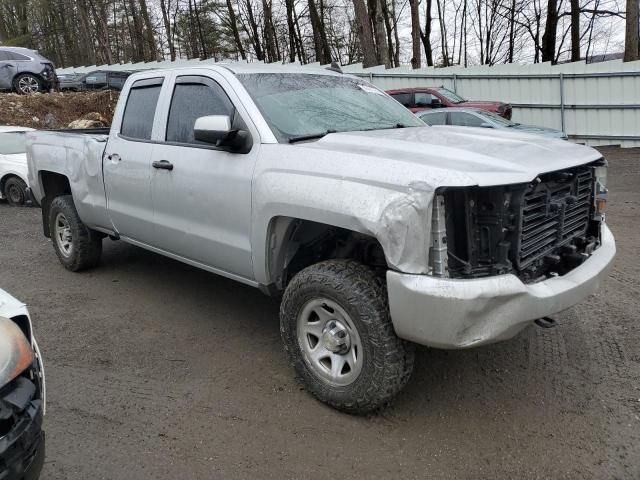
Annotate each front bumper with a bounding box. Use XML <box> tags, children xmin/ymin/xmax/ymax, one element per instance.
<box><xmin>387</xmin><ymin>224</ymin><xmax>616</xmax><ymax>349</ymax></box>
<box><xmin>0</xmin><ymin>400</ymin><xmax>45</xmax><ymax>480</ymax></box>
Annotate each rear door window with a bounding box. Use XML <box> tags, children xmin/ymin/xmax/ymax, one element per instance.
<box><xmin>166</xmin><ymin>76</ymin><xmax>234</xmax><ymax>145</ymax></box>
<box><xmin>449</xmin><ymin>112</ymin><xmax>485</xmax><ymax>127</ymax></box>
<box><xmin>414</xmin><ymin>92</ymin><xmax>434</xmax><ymax>107</ymax></box>
<box><xmin>120</xmin><ymin>78</ymin><xmax>163</xmax><ymax>140</ymax></box>
<box><xmin>390</xmin><ymin>92</ymin><xmax>413</xmax><ymax>107</ymax></box>
<box><xmin>8</xmin><ymin>52</ymin><xmax>30</xmax><ymax>61</ymax></box>
<box><xmin>420</xmin><ymin>111</ymin><xmax>447</xmax><ymax>126</ymax></box>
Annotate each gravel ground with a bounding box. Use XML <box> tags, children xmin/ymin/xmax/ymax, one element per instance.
<box><xmin>0</xmin><ymin>147</ymin><xmax>638</xmax><ymax>479</ymax></box>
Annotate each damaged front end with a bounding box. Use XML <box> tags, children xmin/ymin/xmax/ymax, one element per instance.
<box><xmin>0</xmin><ymin>315</ymin><xmax>45</xmax><ymax>480</ymax></box>
<box><xmin>433</xmin><ymin>159</ymin><xmax>608</xmax><ymax>283</ymax></box>
<box><xmin>387</xmin><ymin>159</ymin><xmax>615</xmax><ymax>349</ymax></box>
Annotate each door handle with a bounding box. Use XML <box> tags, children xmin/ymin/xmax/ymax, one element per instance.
<box><xmin>152</xmin><ymin>160</ymin><xmax>174</xmax><ymax>171</ymax></box>
<box><xmin>108</xmin><ymin>153</ymin><xmax>120</xmax><ymax>162</ymax></box>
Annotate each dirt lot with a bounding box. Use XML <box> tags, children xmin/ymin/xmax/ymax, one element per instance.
<box><xmin>0</xmin><ymin>91</ymin><xmax>117</xmax><ymax>129</ymax></box>
<box><xmin>0</xmin><ymin>146</ymin><xmax>638</xmax><ymax>479</ymax></box>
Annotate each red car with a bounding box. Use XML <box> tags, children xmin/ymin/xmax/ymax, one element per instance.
<box><xmin>386</xmin><ymin>86</ymin><xmax>512</xmax><ymax>120</ymax></box>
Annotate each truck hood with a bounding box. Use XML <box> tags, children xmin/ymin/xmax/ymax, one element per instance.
<box><xmin>302</xmin><ymin>126</ymin><xmax>601</xmax><ymax>186</ymax></box>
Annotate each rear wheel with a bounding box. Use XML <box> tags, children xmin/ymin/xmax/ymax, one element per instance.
<box><xmin>14</xmin><ymin>73</ymin><xmax>42</xmax><ymax>94</ymax></box>
<box><xmin>3</xmin><ymin>177</ymin><xmax>27</xmax><ymax>206</ymax></box>
<box><xmin>280</xmin><ymin>260</ymin><xmax>414</xmax><ymax>414</ymax></box>
<box><xmin>49</xmin><ymin>195</ymin><xmax>102</xmax><ymax>271</ymax></box>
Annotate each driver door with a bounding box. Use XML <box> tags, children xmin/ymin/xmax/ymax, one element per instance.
<box><xmin>148</xmin><ymin>73</ymin><xmax>259</xmax><ymax>280</ymax></box>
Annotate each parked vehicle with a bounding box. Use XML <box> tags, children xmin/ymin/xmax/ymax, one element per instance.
<box><xmin>0</xmin><ymin>126</ymin><xmax>34</xmax><ymax>206</ymax></box>
<box><xmin>26</xmin><ymin>65</ymin><xmax>614</xmax><ymax>413</ymax></box>
<box><xmin>57</xmin><ymin>72</ymin><xmax>85</xmax><ymax>91</ymax></box>
<box><xmin>387</xmin><ymin>86</ymin><xmax>512</xmax><ymax>119</ymax></box>
<box><xmin>59</xmin><ymin>70</ymin><xmax>133</xmax><ymax>91</ymax></box>
<box><xmin>0</xmin><ymin>47</ymin><xmax>57</xmax><ymax>94</ymax></box>
<box><xmin>418</xmin><ymin>107</ymin><xmax>568</xmax><ymax>140</ymax></box>
<box><xmin>0</xmin><ymin>288</ymin><xmax>46</xmax><ymax>480</ymax></box>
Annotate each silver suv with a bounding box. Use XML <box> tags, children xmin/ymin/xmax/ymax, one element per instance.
<box><xmin>0</xmin><ymin>46</ymin><xmax>57</xmax><ymax>94</ymax></box>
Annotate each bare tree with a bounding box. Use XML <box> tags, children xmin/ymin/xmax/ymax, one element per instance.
<box><xmin>624</xmin><ymin>0</ymin><xmax>639</xmax><ymax>61</ymax></box>
<box><xmin>409</xmin><ymin>0</ymin><xmax>420</xmax><ymax>68</ymax></box>
<box><xmin>351</xmin><ymin>0</ymin><xmax>378</xmax><ymax>66</ymax></box>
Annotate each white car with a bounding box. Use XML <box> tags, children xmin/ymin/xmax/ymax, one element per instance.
<box><xmin>0</xmin><ymin>126</ymin><xmax>33</xmax><ymax>206</ymax></box>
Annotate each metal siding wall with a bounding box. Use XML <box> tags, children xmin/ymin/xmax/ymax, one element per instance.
<box><xmin>57</xmin><ymin>59</ymin><xmax>640</xmax><ymax>148</ymax></box>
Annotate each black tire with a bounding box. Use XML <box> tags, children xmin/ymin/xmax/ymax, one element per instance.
<box><xmin>13</xmin><ymin>73</ymin><xmax>43</xmax><ymax>94</ymax></box>
<box><xmin>280</xmin><ymin>260</ymin><xmax>415</xmax><ymax>414</ymax></box>
<box><xmin>48</xmin><ymin>195</ymin><xmax>102</xmax><ymax>271</ymax></box>
<box><xmin>3</xmin><ymin>176</ymin><xmax>27</xmax><ymax>206</ymax></box>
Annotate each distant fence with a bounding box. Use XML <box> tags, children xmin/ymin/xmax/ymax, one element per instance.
<box><xmin>57</xmin><ymin>58</ymin><xmax>640</xmax><ymax>148</ymax></box>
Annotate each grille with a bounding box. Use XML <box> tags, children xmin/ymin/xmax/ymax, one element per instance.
<box><xmin>517</xmin><ymin>167</ymin><xmax>593</xmax><ymax>269</ymax></box>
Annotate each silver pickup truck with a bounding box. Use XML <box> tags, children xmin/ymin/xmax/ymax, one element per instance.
<box><xmin>27</xmin><ymin>64</ymin><xmax>615</xmax><ymax>413</ymax></box>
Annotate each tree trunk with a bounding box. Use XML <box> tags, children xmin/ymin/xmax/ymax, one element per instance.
<box><xmin>541</xmin><ymin>0</ymin><xmax>558</xmax><ymax>63</ymax></box>
<box><xmin>508</xmin><ymin>0</ymin><xmax>516</xmax><ymax>63</ymax></box>
<box><xmin>381</xmin><ymin>0</ymin><xmax>395</xmax><ymax>66</ymax></box>
<box><xmin>244</xmin><ymin>0</ymin><xmax>264</xmax><ymax>60</ymax></box>
<box><xmin>570</xmin><ymin>0</ymin><xmax>580</xmax><ymax>61</ymax></box>
<box><xmin>262</xmin><ymin>0</ymin><xmax>278</xmax><ymax>62</ymax></box>
<box><xmin>409</xmin><ymin>0</ymin><xmax>421</xmax><ymax>68</ymax></box>
<box><xmin>226</xmin><ymin>0</ymin><xmax>246</xmax><ymax>59</ymax></box>
<box><xmin>371</xmin><ymin>0</ymin><xmax>389</xmax><ymax>66</ymax></box>
<box><xmin>352</xmin><ymin>0</ymin><xmax>378</xmax><ymax>67</ymax></box>
<box><xmin>160</xmin><ymin>0</ymin><xmax>176</xmax><ymax>61</ymax></box>
<box><xmin>420</xmin><ymin>0</ymin><xmax>433</xmax><ymax>66</ymax></box>
<box><xmin>285</xmin><ymin>0</ymin><xmax>297</xmax><ymax>62</ymax></box>
<box><xmin>308</xmin><ymin>0</ymin><xmax>332</xmax><ymax>63</ymax></box>
<box><xmin>624</xmin><ymin>0</ymin><xmax>639</xmax><ymax>61</ymax></box>
<box><xmin>436</xmin><ymin>0</ymin><xmax>449</xmax><ymax>66</ymax></box>
<box><xmin>138</xmin><ymin>0</ymin><xmax>157</xmax><ymax>60</ymax></box>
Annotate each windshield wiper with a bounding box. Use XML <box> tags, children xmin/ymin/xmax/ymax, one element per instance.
<box><xmin>288</xmin><ymin>129</ymin><xmax>336</xmax><ymax>143</ymax></box>
<box><xmin>363</xmin><ymin>123</ymin><xmax>408</xmax><ymax>132</ymax></box>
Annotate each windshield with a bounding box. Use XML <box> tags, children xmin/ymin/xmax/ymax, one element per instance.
<box><xmin>237</xmin><ymin>73</ymin><xmax>425</xmax><ymax>142</ymax></box>
<box><xmin>435</xmin><ymin>88</ymin><xmax>466</xmax><ymax>104</ymax></box>
<box><xmin>0</xmin><ymin>132</ymin><xmax>27</xmax><ymax>155</ymax></box>
<box><xmin>478</xmin><ymin>110</ymin><xmax>515</xmax><ymax>126</ymax></box>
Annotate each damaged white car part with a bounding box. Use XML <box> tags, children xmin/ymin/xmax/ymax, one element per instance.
<box><xmin>0</xmin><ymin>317</ymin><xmax>33</xmax><ymax>387</ymax></box>
<box><xmin>26</xmin><ymin>64</ymin><xmax>615</xmax><ymax>414</ymax></box>
<box><xmin>0</xmin><ymin>289</ymin><xmax>46</xmax><ymax>479</ymax></box>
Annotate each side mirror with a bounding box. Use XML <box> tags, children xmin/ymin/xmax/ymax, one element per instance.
<box><xmin>431</xmin><ymin>98</ymin><xmax>443</xmax><ymax>107</ymax></box>
<box><xmin>194</xmin><ymin>115</ymin><xmax>251</xmax><ymax>153</ymax></box>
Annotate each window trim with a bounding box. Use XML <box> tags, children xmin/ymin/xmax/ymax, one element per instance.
<box><xmin>160</xmin><ymin>74</ymin><xmax>252</xmax><ymax>153</ymax></box>
<box><xmin>118</xmin><ymin>77</ymin><xmax>165</xmax><ymax>143</ymax></box>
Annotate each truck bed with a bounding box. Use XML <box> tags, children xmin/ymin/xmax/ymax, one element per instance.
<box><xmin>26</xmin><ymin>129</ymin><xmax>112</xmax><ymax>231</ymax></box>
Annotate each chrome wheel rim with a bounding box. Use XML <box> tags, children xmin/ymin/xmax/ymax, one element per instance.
<box><xmin>54</xmin><ymin>213</ymin><xmax>73</xmax><ymax>257</ymax></box>
<box><xmin>297</xmin><ymin>298</ymin><xmax>363</xmax><ymax>386</ymax></box>
<box><xmin>18</xmin><ymin>77</ymin><xmax>39</xmax><ymax>94</ymax></box>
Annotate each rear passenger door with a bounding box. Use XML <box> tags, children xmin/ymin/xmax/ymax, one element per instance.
<box><xmin>148</xmin><ymin>72</ymin><xmax>259</xmax><ymax>280</ymax></box>
<box><xmin>103</xmin><ymin>76</ymin><xmax>165</xmax><ymax>243</ymax></box>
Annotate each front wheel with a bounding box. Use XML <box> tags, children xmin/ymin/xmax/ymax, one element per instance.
<box><xmin>14</xmin><ymin>73</ymin><xmax>42</xmax><ymax>94</ymax></box>
<box><xmin>280</xmin><ymin>260</ymin><xmax>414</xmax><ymax>414</ymax></box>
<box><xmin>49</xmin><ymin>195</ymin><xmax>102</xmax><ymax>271</ymax></box>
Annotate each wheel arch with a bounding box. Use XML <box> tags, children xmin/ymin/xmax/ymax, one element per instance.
<box><xmin>263</xmin><ymin>216</ymin><xmax>388</xmax><ymax>293</ymax></box>
<box><xmin>38</xmin><ymin>171</ymin><xmax>72</xmax><ymax>237</ymax></box>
